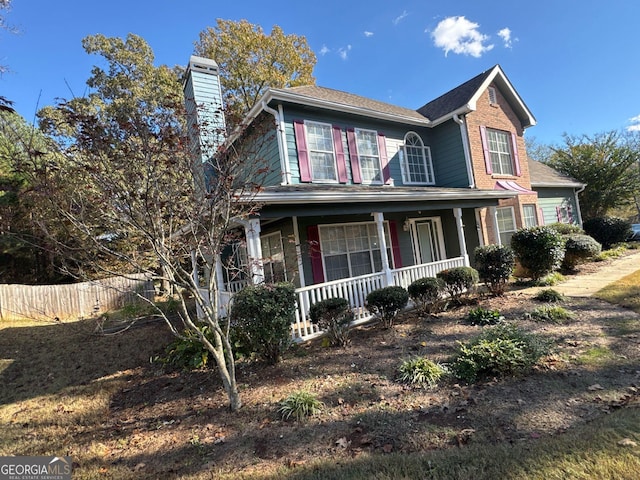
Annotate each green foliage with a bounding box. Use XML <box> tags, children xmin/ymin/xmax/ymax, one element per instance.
<box><xmin>534</xmin><ymin>288</ymin><xmax>565</xmax><ymax>303</ymax></box>
<box><xmin>466</xmin><ymin>307</ymin><xmax>504</xmax><ymax>326</ymax></box>
<box><xmin>278</xmin><ymin>391</ymin><xmax>323</xmax><ymax>421</ymax></box>
<box><xmin>539</xmin><ymin>272</ymin><xmax>565</xmax><ymax>286</ymax></box>
<box><xmin>562</xmin><ymin>234</ymin><xmax>602</xmax><ymax>270</ymax></box>
<box><xmin>547</xmin><ymin>222</ymin><xmax>584</xmax><ymax>235</ymax></box>
<box><xmin>309</xmin><ymin>297</ymin><xmax>354</xmax><ymax>347</ymax></box>
<box><xmin>398</xmin><ymin>357</ymin><xmax>447</xmax><ymax>388</ymax></box>
<box><xmin>583</xmin><ymin>216</ymin><xmax>632</xmax><ymax>250</ymax></box>
<box><xmin>594</xmin><ymin>244</ymin><xmax>627</xmax><ymax>261</ymax></box>
<box><xmin>436</xmin><ymin>266</ymin><xmax>479</xmax><ymax>300</ymax></box>
<box><xmin>474</xmin><ymin>245</ymin><xmax>515</xmax><ymax>296</ymax></box>
<box><xmin>511</xmin><ymin>226</ymin><xmax>565</xmax><ymax>281</ymax></box>
<box><xmin>366</xmin><ymin>286</ymin><xmax>409</xmax><ymax>328</ymax></box>
<box><xmin>407</xmin><ymin>277</ymin><xmax>445</xmax><ymax>314</ymax></box>
<box><xmin>230</xmin><ymin>282</ymin><xmax>296</xmax><ymax>364</ymax></box>
<box><xmin>451</xmin><ymin>323</ymin><xmax>549</xmax><ymax>383</ymax></box>
<box><xmin>157</xmin><ymin>327</ymin><xmax>212</xmax><ymax>370</ymax></box>
<box><xmin>528</xmin><ymin>305</ymin><xmax>574</xmax><ymax>324</ymax></box>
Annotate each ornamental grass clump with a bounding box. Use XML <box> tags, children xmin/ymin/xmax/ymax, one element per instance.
<box><xmin>278</xmin><ymin>391</ymin><xmax>323</xmax><ymax>421</ymax></box>
<box><xmin>466</xmin><ymin>307</ymin><xmax>504</xmax><ymax>326</ymax></box>
<box><xmin>528</xmin><ymin>305</ymin><xmax>574</xmax><ymax>324</ymax></box>
<box><xmin>534</xmin><ymin>288</ymin><xmax>565</xmax><ymax>303</ymax></box>
<box><xmin>398</xmin><ymin>357</ymin><xmax>447</xmax><ymax>388</ymax></box>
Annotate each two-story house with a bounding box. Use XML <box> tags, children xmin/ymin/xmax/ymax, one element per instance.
<box><xmin>184</xmin><ymin>56</ymin><xmax>582</xmax><ymax>340</ymax></box>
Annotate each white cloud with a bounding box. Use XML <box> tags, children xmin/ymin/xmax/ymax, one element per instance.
<box><xmin>393</xmin><ymin>10</ymin><xmax>408</xmax><ymax>25</ymax></box>
<box><xmin>431</xmin><ymin>16</ymin><xmax>494</xmax><ymax>58</ymax></box>
<box><xmin>338</xmin><ymin>45</ymin><xmax>352</xmax><ymax>60</ymax></box>
<box><xmin>627</xmin><ymin>115</ymin><xmax>640</xmax><ymax>132</ymax></box>
<box><xmin>319</xmin><ymin>45</ymin><xmax>330</xmax><ymax>56</ymax></box>
<box><xmin>498</xmin><ymin>27</ymin><xmax>512</xmax><ymax>49</ymax></box>
<box><xmin>364</xmin><ymin>31</ymin><xmax>374</xmax><ymax>37</ymax></box>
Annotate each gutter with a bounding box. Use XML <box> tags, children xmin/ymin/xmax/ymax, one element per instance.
<box><xmin>453</xmin><ymin>113</ymin><xmax>475</xmax><ymax>188</ymax></box>
<box><xmin>574</xmin><ymin>184</ymin><xmax>586</xmax><ymax>227</ymax></box>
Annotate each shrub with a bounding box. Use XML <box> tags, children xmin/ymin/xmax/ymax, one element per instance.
<box><xmin>366</xmin><ymin>286</ymin><xmax>409</xmax><ymax>328</ymax></box>
<box><xmin>398</xmin><ymin>357</ymin><xmax>447</xmax><ymax>388</ymax></box>
<box><xmin>583</xmin><ymin>216</ymin><xmax>632</xmax><ymax>249</ymax></box>
<box><xmin>474</xmin><ymin>245</ymin><xmax>515</xmax><ymax>296</ymax></box>
<box><xmin>528</xmin><ymin>305</ymin><xmax>574</xmax><ymax>324</ymax></box>
<box><xmin>230</xmin><ymin>282</ymin><xmax>296</xmax><ymax>364</ymax></box>
<box><xmin>436</xmin><ymin>266</ymin><xmax>479</xmax><ymax>300</ymax></box>
<box><xmin>511</xmin><ymin>226</ymin><xmax>565</xmax><ymax>281</ymax></box>
<box><xmin>562</xmin><ymin>234</ymin><xmax>601</xmax><ymax>270</ymax></box>
<box><xmin>466</xmin><ymin>307</ymin><xmax>504</xmax><ymax>326</ymax></box>
<box><xmin>594</xmin><ymin>244</ymin><xmax>627</xmax><ymax>261</ymax></box>
<box><xmin>451</xmin><ymin>323</ymin><xmax>549</xmax><ymax>383</ymax></box>
<box><xmin>407</xmin><ymin>277</ymin><xmax>445</xmax><ymax>314</ymax></box>
<box><xmin>278</xmin><ymin>391</ymin><xmax>323</xmax><ymax>421</ymax></box>
<box><xmin>547</xmin><ymin>222</ymin><xmax>583</xmax><ymax>235</ymax></box>
<box><xmin>157</xmin><ymin>327</ymin><xmax>212</xmax><ymax>370</ymax></box>
<box><xmin>309</xmin><ymin>297</ymin><xmax>354</xmax><ymax>347</ymax></box>
<box><xmin>534</xmin><ymin>288</ymin><xmax>565</xmax><ymax>303</ymax></box>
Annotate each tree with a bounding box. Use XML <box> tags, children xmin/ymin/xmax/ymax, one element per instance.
<box><xmin>35</xmin><ymin>33</ymin><xmax>272</xmax><ymax>411</ymax></box>
<box><xmin>194</xmin><ymin>19</ymin><xmax>316</xmax><ymax>123</ymax></box>
<box><xmin>547</xmin><ymin>131</ymin><xmax>640</xmax><ymax>219</ymax></box>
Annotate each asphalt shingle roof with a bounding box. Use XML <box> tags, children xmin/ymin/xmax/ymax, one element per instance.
<box><xmin>528</xmin><ymin>159</ymin><xmax>585</xmax><ymax>187</ymax></box>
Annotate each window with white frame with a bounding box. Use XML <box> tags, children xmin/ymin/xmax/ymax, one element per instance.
<box><xmin>523</xmin><ymin>204</ymin><xmax>538</xmax><ymax>228</ymax></box>
<box><xmin>496</xmin><ymin>207</ymin><xmax>517</xmax><ymax>246</ymax></box>
<box><xmin>305</xmin><ymin>121</ymin><xmax>337</xmax><ymax>181</ymax></box>
<box><xmin>261</xmin><ymin>232</ymin><xmax>287</xmax><ymax>283</ymax></box>
<box><xmin>487</xmin><ymin>129</ymin><xmax>514</xmax><ymax>175</ymax></box>
<box><xmin>355</xmin><ymin>129</ymin><xmax>383</xmax><ymax>184</ymax></box>
<box><xmin>402</xmin><ymin>132</ymin><xmax>434</xmax><ymax>184</ymax></box>
<box><xmin>319</xmin><ymin>222</ymin><xmax>392</xmax><ymax>281</ymax></box>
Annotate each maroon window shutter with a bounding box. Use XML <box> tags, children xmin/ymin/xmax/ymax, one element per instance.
<box><xmin>332</xmin><ymin>126</ymin><xmax>348</xmax><ymax>183</ymax></box>
<box><xmin>389</xmin><ymin>220</ymin><xmax>402</xmax><ymax>268</ymax></box>
<box><xmin>556</xmin><ymin>206</ymin><xmax>562</xmax><ymax>222</ymax></box>
<box><xmin>480</xmin><ymin>125</ymin><xmax>492</xmax><ymax>174</ymax></box>
<box><xmin>293</xmin><ymin>120</ymin><xmax>312</xmax><ymax>182</ymax></box>
<box><xmin>377</xmin><ymin>132</ymin><xmax>391</xmax><ymax>184</ymax></box>
<box><xmin>346</xmin><ymin>128</ymin><xmax>362</xmax><ymax>184</ymax></box>
<box><xmin>510</xmin><ymin>132</ymin><xmax>522</xmax><ymax>176</ymax></box>
<box><xmin>306</xmin><ymin>225</ymin><xmax>325</xmax><ymax>283</ymax></box>
<box><xmin>567</xmin><ymin>204</ymin><xmax>574</xmax><ymax>223</ymax></box>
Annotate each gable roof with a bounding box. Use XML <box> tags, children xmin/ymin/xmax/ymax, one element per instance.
<box><xmin>417</xmin><ymin>65</ymin><xmax>536</xmax><ymax>128</ymax></box>
<box><xmin>528</xmin><ymin>159</ymin><xmax>585</xmax><ymax>188</ymax></box>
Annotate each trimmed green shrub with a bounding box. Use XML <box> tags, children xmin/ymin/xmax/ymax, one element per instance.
<box><xmin>547</xmin><ymin>222</ymin><xmax>583</xmax><ymax>235</ymax></box>
<box><xmin>451</xmin><ymin>323</ymin><xmax>550</xmax><ymax>383</ymax></box>
<box><xmin>309</xmin><ymin>297</ymin><xmax>354</xmax><ymax>347</ymax></box>
<box><xmin>230</xmin><ymin>282</ymin><xmax>296</xmax><ymax>364</ymax></box>
<box><xmin>534</xmin><ymin>288</ymin><xmax>565</xmax><ymax>303</ymax></box>
<box><xmin>528</xmin><ymin>305</ymin><xmax>574</xmax><ymax>324</ymax></box>
<box><xmin>278</xmin><ymin>391</ymin><xmax>323</xmax><ymax>421</ymax></box>
<box><xmin>436</xmin><ymin>266</ymin><xmax>479</xmax><ymax>300</ymax></box>
<box><xmin>398</xmin><ymin>357</ymin><xmax>447</xmax><ymax>388</ymax></box>
<box><xmin>407</xmin><ymin>277</ymin><xmax>445</xmax><ymax>314</ymax></box>
<box><xmin>583</xmin><ymin>216</ymin><xmax>632</xmax><ymax>249</ymax></box>
<box><xmin>474</xmin><ymin>245</ymin><xmax>515</xmax><ymax>296</ymax></box>
<box><xmin>366</xmin><ymin>286</ymin><xmax>409</xmax><ymax>328</ymax></box>
<box><xmin>511</xmin><ymin>226</ymin><xmax>565</xmax><ymax>281</ymax></box>
<box><xmin>562</xmin><ymin>234</ymin><xmax>601</xmax><ymax>270</ymax></box>
<box><xmin>466</xmin><ymin>307</ymin><xmax>504</xmax><ymax>326</ymax></box>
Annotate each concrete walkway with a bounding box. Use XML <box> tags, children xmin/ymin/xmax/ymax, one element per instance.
<box><xmin>518</xmin><ymin>250</ymin><xmax>640</xmax><ymax>297</ymax></box>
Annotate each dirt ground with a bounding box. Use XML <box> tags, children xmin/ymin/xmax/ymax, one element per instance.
<box><xmin>2</xmin><ymin>256</ymin><xmax>640</xmax><ymax>479</ymax></box>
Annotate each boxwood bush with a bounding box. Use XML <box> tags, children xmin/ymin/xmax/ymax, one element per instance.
<box><xmin>511</xmin><ymin>226</ymin><xmax>565</xmax><ymax>281</ymax></box>
<box><xmin>583</xmin><ymin>216</ymin><xmax>632</xmax><ymax>249</ymax></box>
<box><xmin>436</xmin><ymin>266</ymin><xmax>479</xmax><ymax>300</ymax></box>
<box><xmin>474</xmin><ymin>244</ymin><xmax>515</xmax><ymax>296</ymax></box>
<box><xmin>407</xmin><ymin>277</ymin><xmax>445</xmax><ymax>314</ymax></box>
<box><xmin>309</xmin><ymin>297</ymin><xmax>354</xmax><ymax>347</ymax></box>
<box><xmin>547</xmin><ymin>222</ymin><xmax>583</xmax><ymax>235</ymax></box>
<box><xmin>366</xmin><ymin>286</ymin><xmax>409</xmax><ymax>328</ymax></box>
<box><xmin>562</xmin><ymin>234</ymin><xmax>601</xmax><ymax>270</ymax></box>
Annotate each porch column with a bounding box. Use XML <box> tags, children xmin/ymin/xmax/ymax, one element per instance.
<box><xmin>372</xmin><ymin>212</ymin><xmax>394</xmax><ymax>286</ymax></box>
<box><xmin>215</xmin><ymin>254</ymin><xmax>225</xmax><ymax>291</ymax></box>
<box><xmin>453</xmin><ymin>208</ymin><xmax>470</xmax><ymax>267</ymax></box>
<box><xmin>490</xmin><ymin>207</ymin><xmax>501</xmax><ymax>246</ymax></box>
<box><xmin>243</xmin><ymin>218</ymin><xmax>264</xmax><ymax>284</ymax></box>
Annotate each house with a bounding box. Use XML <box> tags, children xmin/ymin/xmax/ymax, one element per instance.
<box><xmin>184</xmin><ymin>57</ymin><xmax>582</xmax><ymax>340</ymax></box>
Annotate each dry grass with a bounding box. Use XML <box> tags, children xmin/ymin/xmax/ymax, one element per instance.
<box><xmin>595</xmin><ymin>269</ymin><xmax>640</xmax><ymax>313</ymax></box>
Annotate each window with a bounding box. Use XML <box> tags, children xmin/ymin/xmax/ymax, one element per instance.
<box><xmin>305</xmin><ymin>121</ymin><xmax>337</xmax><ymax>181</ymax></box>
<box><xmin>261</xmin><ymin>232</ymin><xmax>287</xmax><ymax>283</ymax></box>
<box><xmin>402</xmin><ymin>132</ymin><xmax>434</xmax><ymax>184</ymax></box>
<box><xmin>556</xmin><ymin>204</ymin><xmax>574</xmax><ymax>224</ymax></box>
<box><xmin>488</xmin><ymin>86</ymin><xmax>497</xmax><ymax>104</ymax></box>
<box><xmin>355</xmin><ymin>129</ymin><xmax>383</xmax><ymax>184</ymax></box>
<box><xmin>487</xmin><ymin>129</ymin><xmax>514</xmax><ymax>175</ymax></box>
<box><xmin>319</xmin><ymin>222</ymin><xmax>392</xmax><ymax>281</ymax></box>
<box><xmin>496</xmin><ymin>207</ymin><xmax>516</xmax><ymax>246</ymax></box>
<box><xmin>523</xmin><ymin>204</ymin><xmax>538</xmax><ymax>228</ymax></box>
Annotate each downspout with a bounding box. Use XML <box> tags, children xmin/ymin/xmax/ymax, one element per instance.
<box><xmin>574</xmin><ymin>184</ymin><xmax>586</xmax><ymax>227</ymax></box>
<box><xmin>453</xmin><ymin>114</ymin><xmax>475</xmax><ymax>188</ymax></box>
<box><xmin>262</xmin><ymin>101</ymin><xmax>292</xmax><ymax>185</ymax></box>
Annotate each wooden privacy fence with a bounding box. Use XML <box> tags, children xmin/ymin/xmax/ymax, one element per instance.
<box><xmin>0</xmin><ymin>274</ymin><xmax>155</xmax><ymax>321</ymax></box>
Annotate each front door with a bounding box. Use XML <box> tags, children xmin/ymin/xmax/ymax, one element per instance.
<box><xmin>410</xmin><ymin>217</ymin><xmax>445</xmax><ymax>264</ymax></box>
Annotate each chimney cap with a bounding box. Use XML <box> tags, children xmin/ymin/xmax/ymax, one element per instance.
<box><xmin>188</xmin><ymin>55</ymin><xmax>219</xmax><ymax>74</ymax></box>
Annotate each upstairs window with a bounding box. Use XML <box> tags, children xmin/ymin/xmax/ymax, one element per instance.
<box><xmin>354</xmin><ymin>129</ymin><xmax>383</xmax><ymax>184</ymax></box>
<box><xmin>305</xmin><ymin>121</ymin><xmax>337</xmax><ymax>182</ymax></box>
<box><xmin>402</xmin><ymin>132</ymin><xmax>434</xmax><ymax>184</ymax></box>
<box><xmin>480</xmin><ymin>126</ymin><xmax>522</xmax><ymax>177</ymax></box>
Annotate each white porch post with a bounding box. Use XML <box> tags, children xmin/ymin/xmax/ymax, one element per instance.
<box><xmin>490</xmin><ymin>206</ymin><xmax>501</xmax><ymax>246</ymax></box>
<box><xmin>214</xmin><ymin>254</ymin><xmax>225</xmax><ymax>291</ymax></box>
<box><xmin>373</xmin><ymin>212</ymin><xmax>393</xmax><ymax>286</ymax></box>
<box><xmin>453</xmin><ymin>208</ymin><xmax>470</xmax><ymax>267</ymax></box>
<box><xmin>243</xmin><ymin>218</ymin><xmax>264</xmax><ymax>284</ymax></box>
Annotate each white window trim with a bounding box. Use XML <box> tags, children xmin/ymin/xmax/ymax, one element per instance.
<box><xmin>522</xmin><ymin>204</ymin><xmax>538</xmax><ymax>228</ymax></box>
<box><xmin>401</xmin><ymin>132</ymin><xmax>435</xmax><ymax>185</ymax></box>
<box><xmin>354</xmin><ymin>127</ymin><xmax>383</xmax><ymax>185</ymax></box>
<box><xmin>487</xmin><ymin>128</ymin><xmax>514</xmax><ymax>176</ymax></box>
<box><xmin>496</xmin><ymin>206</ymin><xmax>517</xmax><ymax>246</ymax></box>
<box><xmin>305</xmin><ymin>120</ymin><xmax>339</xmax><ymax>183</ymax></box>
<box><xmin>261</xmin><ymin>231</ymin><xmax>287</xmax><ymax>282</ymax></box>
<box><xmin>407</xmin><ymin>217</ymin><xmax>445</xmax><ymax>264</ymax></box>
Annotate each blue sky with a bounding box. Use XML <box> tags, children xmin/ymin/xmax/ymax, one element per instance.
<box><xmin>2</xmin><ymin>0</ymin><xmax>639</xmax><ymax>145</ymax></box>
